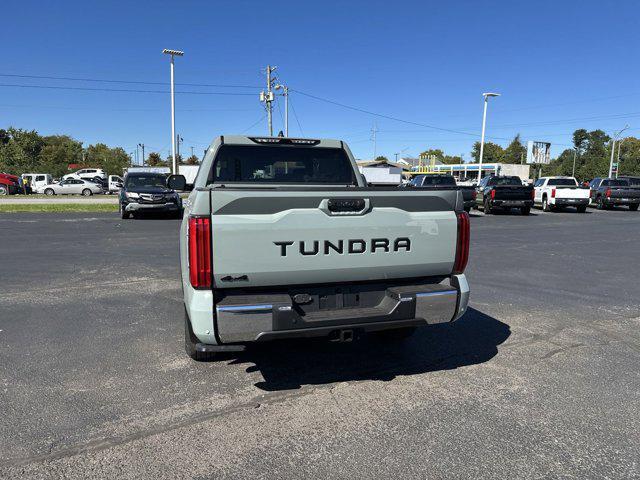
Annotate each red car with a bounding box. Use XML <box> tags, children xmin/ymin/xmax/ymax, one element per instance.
<box><xmin>0</xmin><ymin>173</ymin><xmax>22</xmax><ymax>195</ymax></box>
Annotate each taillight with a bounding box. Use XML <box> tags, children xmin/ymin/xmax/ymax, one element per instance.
<box><xmin>472</xmin><ymin>190</ymin><xmax>477</xmax><ymax>200</ymax></box>
<box><xmin>490</xmin><ymin>189</ymin><xmax>496</xmax><ymax>200</ymax></box>
<box><xmin>551</xmin><ymin>188</ymin><xmax>556</xmax><ymax>198</ymax></box>
<box><xmin>188</xmin><ymin>216</ymin><xmax>212</xmax><ymax>289</ymax></box>
<box><xmin>531</xmin><ymin>188</ymin><xmax>535</xmax><ymax>200</ymax></box>
<box><xmin>605</xmin><ymin>188</ymin><xmax>612</xmax><ymax>198</ymax></box>
<box><xmin>453</xmin><ymin>212</ymin><xmax>470</xmax><ymax>274</ymax></box>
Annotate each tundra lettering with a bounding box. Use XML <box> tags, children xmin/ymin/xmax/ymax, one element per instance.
<box><xmin>273</xmin><ymin>238</ymin><xmax>412</xmax><ymax>256</ymax></box>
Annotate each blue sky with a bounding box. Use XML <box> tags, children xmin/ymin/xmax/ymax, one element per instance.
<box><xmin>2</xmin><ymin>0</ymin><xmax>639</xmax><ymax>162</ymax></box>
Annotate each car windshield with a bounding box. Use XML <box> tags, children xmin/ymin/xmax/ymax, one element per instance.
<box><xmin>422</xmin><ymin>176</ymin><xmax>456</xmax><ymax>186</ymax></box>
<box><xmin>548</xmin><ymin>178</ymin><xmax>577</xmax><ymax>186</ymax></box>
<box><xmin>125</xmin><ymin>174</ymin><xmax>167</xmax><ymax>189</ymax></box>
<box><xmin>208</xmin><ymin>145</ymin><xmax>356</xmax><ymax>185</ymax></box>
<box><xmin>489</xmin><ymin>177</ymin><xmax>521</xmax><ymax>186</ymax></box>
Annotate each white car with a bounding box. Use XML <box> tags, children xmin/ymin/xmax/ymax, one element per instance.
<box><xmin>62</xmin><ymin>168</ymin><xmax>107</xmax><ymax>182</ymax></box>
<box><xmin>22</xmin><ymin>173</ymin><xmax>53</xmax><ymax>191</ymax></box>
<box><xmin>37</xmin><ymin>178</ymin><xmax>103</xmax><ymax>196</ymax></box>
<box><xmin>533</xmin><ymin>176</ymin><xmax>590</xmax><ymax>212</ymax></box>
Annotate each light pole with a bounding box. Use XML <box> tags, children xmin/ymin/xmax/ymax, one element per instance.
<box><xmin>608</xmin><ymin>125</ymin><xmax>629</xmax><ymax>177</ymax></box>
<box><xmin>477</xmin><ymin>92</ymin><xmax>500</xmax><ymax>183</ymax></box>
<box><xmin>572</xmin><ymin>148</ymin><xmax>577</xmax><ymax>178</ymax></box>
<box><xmin>275</xmin><ymin>84</ymin><xmax>289</xmax><ymax>137</ymax></box>
<box><xmin>162</xmin><ymin>49</ymin><xmax>184</xmax><ymax>174</ymax></box>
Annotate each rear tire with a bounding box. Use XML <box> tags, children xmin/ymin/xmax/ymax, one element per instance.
<box><xmin>542</xmin><ymin>196</ymin><xmax>551</xmax><ymax>212</ymax></box>
<box><xmin>520</xmin><ymin>206</ymin><xmax>531</xmax><ymax>216</ymax></box>
<box><xmin>185</xmin><ymin>310</ymin><xmax>217</xmax><ymax>361</ymax></box>
<box><xmin>82</xmin><ymin>188</ymin><xmax>92</xmax><ymax>196</ymax></box>
<box><xmin>630</xmin><ymin>204</ymin><xmax>639</xmax><ymax>211</ymax></box>
<box><xmin>576</xmin><ymin>205</ymin><xmax>587</xmax><ymax>213</ymax></box>
<box><xmin>44</xmin><ymin>188</ymin><xmax>55</xmax><ymax>196</ymax></box>
<box><xmin>596</xmin><ymin>195</ymin><xmax>605</xmax><ymax>210</ymax></box>
<box><xmin>121</xmin><ymin>209</ymin><xmax>130</xmax><ymax>219</ymax></box>
<box><xmin>0</xmin><ymin>186</ymin><xmax>7</xmax><ymax>195</ymax></box>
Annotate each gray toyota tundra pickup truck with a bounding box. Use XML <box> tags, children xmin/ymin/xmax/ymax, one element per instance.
<box><xmin>175</xmin><ymin>135</ymin><xmax>470</xmax><ymax>360</ymax></box>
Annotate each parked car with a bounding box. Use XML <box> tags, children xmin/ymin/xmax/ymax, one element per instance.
<box><xmin>37</xmin><ymin>178</ymin><xmax>103</xmax><ymax>196</ymax></box>
<box><xmin>406</xmin><ymin>174</ymin><xmax>476</xmax><ymax>212</ymax></box>
<box><xmin>62</xmin><ymin>168</ymin><xmax>107</xmax><ymax>182</ymax></box>
<box><xmin>0</xmin><ymin>173</ymin><xmax>22</xmax><ymax>195</ymax></box>
<box><xmin>588</xmin><ymin>178</ymin><xmax>640</xmax><ymax>210</ymax></box>
<box><xmin>119</xmin><ymin>172</ymin><xmax>183</xmax><ymax>219</ymax></box>
<box><xmin>476</xmin><ymin>175</ymin><xmax>534</xmax><ymax>215</ymax></box>
<box><xmin>178</xmin><ymin>135</ymin><xmax>470</xmax><ymax>361</ymax></box>
<box><xmin>533</xmin><ymin>176</ymin><xmax>590</xmax><ymax>213</ymax></box>
<box><xmin>21</xmin><ymin>173</ymin><xmax>53</xmax><ymax>193</ymax></box>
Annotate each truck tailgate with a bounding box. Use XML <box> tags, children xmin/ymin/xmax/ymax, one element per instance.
<box><xmin>209</xmin><ymin>188</ymin><xmax>459</xmax><ymax>288</ymax></box>
<box><xmin>493</xmin><ymin>185</ymin><xmax>532</xmax><ymax>200</ymax></box>
<box><xmin>555</xmin><ymin>187</ymin><xmax>590</xmax><ymax>199</ymax></box>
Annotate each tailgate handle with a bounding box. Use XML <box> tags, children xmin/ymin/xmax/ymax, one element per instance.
<box><xmin>321</xmin><ymin>198</ymin><xmax>370</xmax><ymax>216</ymax></box>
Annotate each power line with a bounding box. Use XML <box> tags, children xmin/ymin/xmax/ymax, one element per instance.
<box><xmin>0</xmin><ymin>73</ymin><xmax>261</xmax><ymax>89</ymax></box>
<box><xmin>0</xmin><ymin>83</ymin><xmax>256</xmax><ymax>95</ymax></box>
<box><xmin>289</xmin><ymin>95</ymin><xmax>304</xmax><ymax>136</ymax></box>
<box><xmin>291</xmin><ymin>88</ymin><xmax>510</xmax><ymax>141</ymax></box>
<box><xmin>241</xmin><ymin>114</ymin><xmax>267</xmax><ymax>134</ymax></box>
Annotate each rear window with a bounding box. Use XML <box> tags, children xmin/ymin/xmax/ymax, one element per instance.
<box><xmin>548</xmin><ymin>178</ymin><xmax>577</xmax><ymax>186</ymax></box>
<box><xmin>603</xmin><ymin>179</ymin><xmax>629</xmax><ymax>187</ymax></box>
<box><xmin>622</xmin><ymin>177</ymin><xmax>640</xmax><ymax>186</ymax></box>
<box><xmin>422</xmin><ymin>176</ymin><xmax>456</xmax><ymax>186</ymax></box>
<box><xmin>208</xmin><ymin>145</ymin><xmax>356</xmax><ymax>185</ymax></box>
<box><xmin>488</xmin><ymin>176</ymin><xmax>522</xmax><ymax>186</ymax></box>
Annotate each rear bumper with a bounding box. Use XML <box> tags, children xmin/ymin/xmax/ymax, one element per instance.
<box><xmin>553</xmin><ymin>198</ymin><xmax>589</xmax><ymax>207</ymax></box>
<box><xmin>192</xmin><ymin>275</ymin><xmax>469</xmax><ymax>345</ymax></box>
<box><xmin>124</xmin><ymin>201</ymin><xmax>181</xmax><ymax>212</ymax></box>
<box><xmin>603</xmin><ymin>198</ymin><xmax>640</xmax><ymax>206</ymax></box>
<box><xmin>492</xmin><ymin>199</ymin><xmax>534</xmax><ymax>207</ymax></box>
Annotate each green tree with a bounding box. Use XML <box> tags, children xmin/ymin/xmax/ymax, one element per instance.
<box><xmin>38</xmin><ymin>135</ymin><xmax>83</xmax><ymax>177</ymax></box>
<box><xmin>470</xmin><ymin>141</ymin><xmax>504</xmax><ymax>163</ymax></box>
<box><xmin>147</xmin><ymin>152</ymin><xmax>163</xmax><ymax>166</ymax></box>
<box><xmin>617</xmin><ymin>137</ymin><xmax>640</xmax><ymax>176</ymax></box>
<box><xmin>374</xmin><ymin>155</ymin><xmax>388</xmax><ymax>162</ymax></box>
<box><xmin>185</xmin><ymin>155</ymin><xmax>200</xmax><ymax>165</ymax></box>
<box><xmin>85</xmin><ymin>143</ymin><xmax>130</xmax><ymax>176</ymax></box>
<box><xmin>503</xmin><ymin>134</ymin><xmax>527</xmax><ymax>164</ymax></box>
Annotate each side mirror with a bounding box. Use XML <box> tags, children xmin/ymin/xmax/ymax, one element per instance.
<box><xmin>167</xmin><ymin>174</ymin><xmax>187</xmax><ymax>191</ymax></box>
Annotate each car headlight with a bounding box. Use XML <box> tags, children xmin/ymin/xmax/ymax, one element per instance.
<box><xmin>126</xmin><ymin>192</ymin><xmax>140</xmax><ymax>199</ymax></box>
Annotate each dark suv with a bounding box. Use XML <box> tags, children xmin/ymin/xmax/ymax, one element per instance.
<box><xmin>119</xmin><ymin>172</ymin><xmax>183</xmax><ymax>219</ymax></box>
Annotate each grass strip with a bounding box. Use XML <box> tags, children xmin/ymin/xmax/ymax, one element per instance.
<box><xmin>0</xmin><ymin>203</ymin><xmax>119</xmax><ymax>213</ymax></box>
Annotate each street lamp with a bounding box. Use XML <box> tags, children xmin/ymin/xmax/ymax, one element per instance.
<box><xmin>162</xmin><ymin>48</ymin><xmax>184</xmax><ymax>174</ymax></box>
<box><xmin>608</xmin><ymin>124</ymin><xmax>629</xmax><ymax>177</ymax></box>
<box><xmin>477</xmin><ymin>92</ymin><xmax>500</xmax><ymax>183</ymax></box>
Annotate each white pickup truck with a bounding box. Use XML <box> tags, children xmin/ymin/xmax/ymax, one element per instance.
<box><xmin>533</xmin><ymin>176</ymin><xmax>590</xmax><ymax>213</ymax></box>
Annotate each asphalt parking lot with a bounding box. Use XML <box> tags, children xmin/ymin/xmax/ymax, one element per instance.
<box><xmin>1</xmin><ymin>207</ymin><xmax>639</xmax><ymax>479</ymax></box>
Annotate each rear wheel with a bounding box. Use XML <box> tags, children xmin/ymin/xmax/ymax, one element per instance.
<box><xmin>82</xmin><ymin>188</ymin><xmax>92</xmax><ymax>196</ymax></box>
<box><xmin>44</xmin><ymin>188</ymin><xmax>55</xmax><ymax>196</ymax></box>
<box><xmin>542</xmin><ymin>196</ymin><xmax>551</xmax><ymax>212</ymax></box>
<box><xmin>596</xmin><ymin>195</ymin><xmax>605</xmax><ymax>210</ymax></box>
<box><xmin>520</xmin><ymin>206</ymin><xmax>531</xmax><ymax>216</ymax></box>
<box><xmin>576</xmin><ymin>205</ymin><xmax>587</xmax><ymax>213</ymax></box>
<box><xmin>185</xmin><ymin>311</ymin><xmax>217</xmax><ymax>361</ymax></box>
<box><xmin>0</xmin><ymin>185</ymin><xmax>7</xmax><ymax>195</ymax></box>
<box><xmin>630</xmin><ymin>204</ymin><xmax>639</xmax><ymax>211</ymax></box>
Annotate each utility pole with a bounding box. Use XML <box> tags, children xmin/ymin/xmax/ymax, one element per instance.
<box><xmin>275</xmin><ymin>84</ymin><xmax>289</xmax><ymax>136</ymax></box>
<box><xmin>572</xmin><ymin>148</ymin><xmax>577</xmax><ymax>178</ymax></box>
<box><xmin>135</xmin><ymin>146</ymin><xmax>139</xmax><ymax>166</ymax></box>
<box><xmin>176</xmin><ymin>135</ymin><xmax>183</xmax><ymax>163</ymax></box>
<box><xmin>260</xmin><ymin>65</ymin><xmax>277</xmax><ymax>136</ymax></box>
<box><xmin>616</xmin><ymin>140</ymin><xmax>623</xmax><ymax>178</ymax></box>
<box><xmin>371</xmin><ymin>123</ymin><xmax>378</xmax><ymax>159</ymax></box>
<box><xmin>162</xmin><ymin>49</ymin><xmax>184</xmax><ymax>174</ymax></box>
<box><xmin>191</xmin><ymin>146</ymin><xmax>194</xmax><ymax>158</ymax></box>
<box><xmin>138</xmin><ymin>143</ymin><xmax>145</xmax><ymax>166</ymax></box>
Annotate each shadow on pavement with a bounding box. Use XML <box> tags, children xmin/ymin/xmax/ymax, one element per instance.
<box><xmin>232</xmin><ymin>307</ymin><xmax>510</xmax><ymax>391</ymax></box>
